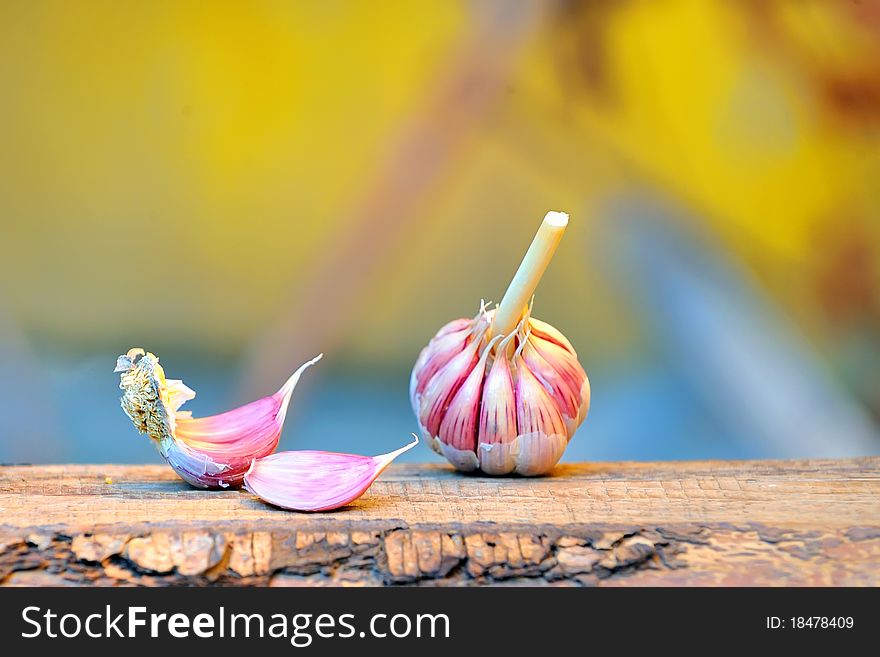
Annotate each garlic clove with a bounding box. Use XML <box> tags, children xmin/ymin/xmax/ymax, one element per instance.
<box><xmin>477</xmin><ymin>336</ymin><xmax>518</xmax><ymax>474</ymax></box>
<box><xmin>578</xmin><ymin>375</ymin><xmax>592</xmax><ymax>427</ymax></box>
<box><xmin>436</xmin><ymin>336</ymin><xmax>499</xmax><ymax>471</ymax></box>
<box><xmin>531</xmin><ymin>333</ymin><xmax>585</xmax><ymax>388</ymax></box>
<box><xmin>243</xmin><ymin>436</ymin><xmax>419</xmax><ymax>512</ymax></box>
<box><xmin>476</xmin><ymin>441</ymin><xmax>517</xmax><ymax>476</ymax></box>
<box><xmin>116</xmin><ymin>348</ymin><xmax>321</xmax><ymax>489</ymax></box>
<box><xmin>418</xmin><ymin>329</ymin><xmax>484</xmax><ymax>437</ymax></box>
<box><xmin>511</xmin><ymin>431</ymin><xmax>569</xmax><ymax>477</ymax></box>
<box><xmin>521</xmin><ymin>339</ymin><xmax>581</xmax><ymax>428</ymax></box>
<box><xmin>514</xmin><ymin>358</ymin><xmax>568</xmax><ymax>439</ymax></box>
<box><xmin>512</xmin><ymin>358</ymin><xmax>568</xmax><ymax>473</ymax></box>
<box><xmin>527</xmin><ymin>316</ymin><xmax>577</xmax><ymax>355</ymax></box>
<box><xmin>529</xmin><ymin>334</ymin><xmax>589</xmax><ymax>432</ymax></box>
<box><xmin>409</xmin><ymin>308</ymin><xmax>491</xmax><ymax>409</ymax></box>
<box><xmin>409</xmin><ymin>324</ymin><xmax>471</xmax><ymax>409</ymax></box>
<box><xmin>435</xmin><ymin>317</ymin><xmax>472</xmax><ymax>339</ymax></box>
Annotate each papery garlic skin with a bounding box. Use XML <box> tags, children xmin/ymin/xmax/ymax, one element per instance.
<box><xmin>116</xmin><ymin>348</ymin><xmax>320</xmax><ymax>489</ymax></box>
<box><xmin>411</xmin><ymin>306</ymin><xmax>589</xmax><ymax>476</ymax></box>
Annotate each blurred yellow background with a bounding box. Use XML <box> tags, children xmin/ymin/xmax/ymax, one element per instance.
<box><xmin>1</xmin><ymin>0</ymin><xmax>878</xmax><ymax>464</ymax></box>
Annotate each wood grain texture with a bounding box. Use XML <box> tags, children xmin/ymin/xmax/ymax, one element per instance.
<box><xmin>1</xmin><ymin>459</ymin><xmax>878</xmax><ymax>586</ymax></box>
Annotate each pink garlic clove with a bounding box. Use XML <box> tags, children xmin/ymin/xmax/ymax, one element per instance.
<box><xmin>477</xmin><ymin>335</ymin><xmax>519</xmax><ymax>474</ymax></box>
<box><xmin>243</xmin><ymin>436</ymin><xmax>419</xmax><ymax>512</ymax></box>
<box><xmin>409</xmin><ymin>324</ymin><xmax>471</xmax><ymax>409</ymax></box>
<box><xmin>408</xmin><ymin>308</ymin><xmax>490</xmax><ymax>409</ymax></box>
<box><xmin>435</xmin><ymin>336</ymin><xmax>499</xmax><ymax>471</ymax></box>
<box><xmin>417</xmin><ymin>329</ymin><xmax>485</xmax><ymax>438</ymax></box>
<box><xmin>434</xmin><ymin>316</ymin><xmax>473</xmax><ymax>339</ymax></box>
<box><xmin>527</xmin><ymin>316</ymin><xmax>577</xmax><ymax>355</ymax></box>
<box><xmin>521</xmin><ymin>339</ymin><xmax>581</xmax><ymax>422</ymax></box>
<box><xmin>116</xmin><ymin>348</ymin><xmax>321</xmax><ymax>489</ymax></box>
<box><xmin>513</xmin><ymin>356</ymin><xmax>569</xmax><ymax>444</ymax></box>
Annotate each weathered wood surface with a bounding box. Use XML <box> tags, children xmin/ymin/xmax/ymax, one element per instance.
<box><xmin>1</xmin><ymin>459</ymin><xmax>878</xmax><ymax>586</ymax></box>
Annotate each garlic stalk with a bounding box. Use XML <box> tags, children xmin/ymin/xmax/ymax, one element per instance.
<box><xmin>115</xmin><ymin>348</ymin><xmax>321</xmax><ymax>489</ymax></box>
<box><xmin>243</xmin><ymin>436</ymin><xmax>419</xmax><ymax>511</ymax></box>
<box><xmin>492</xmin><ymin>210</ymin><xmax>569</xmax><ymax>337</ymax></box>
<box><xmin>410</xmin><ymin>211</ymin><xmax>590</xmax><ymax>475</ymax></box>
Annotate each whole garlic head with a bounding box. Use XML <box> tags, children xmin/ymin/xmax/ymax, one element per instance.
<box><xmin>410</xmin><ymin>304</ymin><xmax>590</xmax><ymax>476</ymax></box>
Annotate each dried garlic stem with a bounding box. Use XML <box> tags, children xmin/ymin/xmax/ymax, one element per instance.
<box><xmin>492</xmin><ymin>211</ymin><xmax>568</xmax><ymax>337</ymax></box>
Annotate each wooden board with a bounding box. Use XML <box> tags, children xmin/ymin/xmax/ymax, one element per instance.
<box><xmin>1</xmin><ymin>459</ymin><xmax>878</xmax><ymax>586</ymax></box>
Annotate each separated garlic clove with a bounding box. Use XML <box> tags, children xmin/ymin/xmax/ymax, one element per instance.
<box><xmin>410</xmin><ymin>211</ymin><xmax>591</xmax><ymax>476</ymax></box>
<box><xmin>116</xmin><ymin>347</ymin><xmax>321</xmax><ymax>489</ymax></box>
<box><xmin>243</xmin><ymin>436</ymin><xmax>419</xmax><ymax>512</ymax></box>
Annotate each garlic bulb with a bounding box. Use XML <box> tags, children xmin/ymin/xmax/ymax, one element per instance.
<box><xmin>410</xmin><ymin>212</ymin><xmax>590</xmax><ymax>475</ymax></box>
